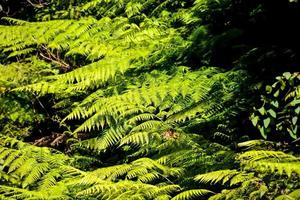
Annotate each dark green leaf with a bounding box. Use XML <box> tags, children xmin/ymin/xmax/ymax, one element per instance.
<box><xmin>265</xmin><ymin>85</ymin><xmax>272</xmax><ymax>94</ymax></box>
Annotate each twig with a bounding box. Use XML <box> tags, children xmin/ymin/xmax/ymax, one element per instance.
<box><xmin>39</xmin><ymin>46</ymin><xmax>71</xmax><ymax>71</ymax></box>
<box><xmin>26</xmin><ymin>0</ymin><xmax>45</xmax><ymax>8</ymax></box>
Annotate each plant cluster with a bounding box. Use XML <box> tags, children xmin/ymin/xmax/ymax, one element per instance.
<box><xmin>0</xmin><ymin>0</ymin><xmax>300</xmax><ymax>199</ymax></box>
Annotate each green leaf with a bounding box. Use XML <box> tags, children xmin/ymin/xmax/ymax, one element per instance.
<box><xmin>280</xmin><ymin>81</ymin><xmax>286</xmax><ymax>90</ymax></box>
<box><xmin>263</xmin><ymin>118</ymin><xmax>271</xmax><ymax>128</ymax></box>
<box><xmin>259</xmin><ymin>185</ymin><xmax>268</xmax><ymax>198</ymax></box>
<box><xmin>292</xmin><ymin>117</ymin><xmax>298</xmax><ymax>125</ymax></box>
<box><xmin>295</xmin><ymin>106</ymin><xmax>300</xmax><ymax>114</ymax></box>
<box><xmin>274</xmin><ymin>90</ymin><xmax>280</xmax><ymax>97</ymax></box>
<box><xmin>268</xmin><ymin>109</ymin><xmax>276</xmax><ymax>118</ymax></box>
<box><xmin>265</xmin><ymin>85</ymin><xmax>272</xmax><ymax>94</ymax></box>
<box><xmin>287</xmin><ymin>127</ymin><xmax>297</xmax><ymax>139</ymax></box>
<box><xmin>283</xmin><ymin>72</ymin><xmax>292</xmax><ymax>79</ymax></box>
<box><xmin>293</xmin><ymin>126</ymin><xmax>298</xmax><ymax>136</ymax></box>
<box><xmin>258</xmin><ymin>107</ymin><xmax>266</xmax><ymax>115</ymax></box>
<box><xmin>289</xmin><ymin>189</ymin><xmax>300</xmax><ymax>198</ymax></box>
<box><xmin>271</xmin><ymin>100</ymin><xmax>279</xmax><ymax>108</ymax></box>
<box><xmin>251</xmin><ymin>116</ymin><xmax>259</xmax><ymax>127</ymax></box>
<box><xmin>291</xmin><ymin>99</ymin><xmax>300</xmax><ymax>106</ymax></box>
<box><xmin>259</xmin><ymin>127</ymin><xmax>267</xmax><ymax>139</ymax></box>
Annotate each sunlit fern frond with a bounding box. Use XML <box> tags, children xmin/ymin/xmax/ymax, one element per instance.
<box><xmin>0</xmin><ymin>137</ymin><xmax>81</xmax><ymax>190</ymax></box>
<box><xmin>172</xmin><ymin>189</ymin><xmax>214</xmax><ymax>200</ymax></box>
<box><xmin>238</xmin><ymin>150</ymin><xmax>300</xmax><ymax>177</ymax></box>
<box><xmin>78</xmin><ymin>157</ymin><xmax>183</xmax><ymax>185</ymax></box>
<box><xmin>0</xmin><ymin>183</ymin><xmax>70</xmax><ymax>200</ymax></box>
<box><xmin>275</xmin><ymin>189</ymin><xmax>300</xmax><ymax>200</ymax></box>
<box><xmin>237</xmin><ymin>140</ymin><xmax>276</xmax><ymax>150</ymax></box>
<box><xmin>195</xmin><ymin>170</ymin><xmax>242</xmax><ymax>185</ymax></box>
<box><xmin>66</xmin><ymin>68</ymin><xmax>245</xmax><ymax>157</ymax></box>
<box><xmin>2</xmin><ymin>15</ymin><xmax>178</xmax><ymax>95</ymax></box>
<box><xmin>76</xmin><ymin>180</ymin><xmax>181</xmax><ymax>199</ymax></box>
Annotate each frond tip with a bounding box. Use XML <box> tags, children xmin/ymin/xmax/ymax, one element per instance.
<box><xmin>172</xmin><ymin>189</ymin><xmax>214</xmax><ymax>200</ymax></box>
<box><xmin>194</xmin><ymin>170</ymin><xmax>240</xmax><ymax>185</ymax></box>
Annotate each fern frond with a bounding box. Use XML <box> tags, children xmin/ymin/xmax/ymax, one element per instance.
<box><xmin>0</xmin><ymin>137</ymin><xmax>77</xmax><ymax>190</ymax></box>
<box><xmin>194</xmin><ymin>170</ymin><xmax>240</xmax><ymax>185</ymax></box>
<box><xmin>119</xmin><ymin>131</ymin><xmax>161</xmax><ymax>146</ymax></box>
<box><xmin>238</xmin><ymin>150</ymin><xmax>300</xmax><ymax>177</ymax></box>
<box><xmin>172</xmin><ymin>189</ymin><xmax>214</xmax><ymax>200</ymax></box>
<box><xmin>275</xmin><ymin>189</ymin><xmax>300</xmax><ymax>200</ymax></box>
<box><xmin>0</xmin><ymin>182</ymin><xmax>69</xmax><ymax>199</ymax></box>
<box><xmin>238</xmin><ymin>150</ymin><xmax>298</xmax><ymax>161</ymax></box>
<box><xmin>237</xmin><ymin>140</ymin><xmax>275</xmax><ymax>150</ymax></box>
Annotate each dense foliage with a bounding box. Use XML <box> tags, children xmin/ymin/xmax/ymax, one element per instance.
<box><xmin>0</xmin><ymin>0</ymin><xmax>299</xmax><ymax>199</ymax></box>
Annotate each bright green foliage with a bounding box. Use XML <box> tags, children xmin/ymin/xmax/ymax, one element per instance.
<box><xmin>0</xmin><ymin>136</ymin><xmax>181</xmax><ymax>199</ymax></box>
<box><xmin>0</xmin><ymin>137</ymin><xmax>75</xmax><ymax>199</ymax></box>
<box><xmin>65</xmin><ymin>68</ymin><xmax>244</xmax><ymax>155</ymax></box>
<box><xmin>0</xmin><ymin>136</ymin><xmax>222</xmax><ymax>199</ymax></box>
<box><xmin>275</xmin><ymin>189</ymin><xmax>300</xmax><ymax>200</ymax></box>
<box><xmin>251</xmin><ymin>72</ymin><xmax>300</xmax><ymax>139</ymax></box>
<box><xmin>172</xmin><ymin>189</ymin><xmax>214</xmax><ymax>200</ymax></box>
<box><xmin>239</xmin><ymin>150</ymin><xmax>300</xmax><ymax>177</ymax></box>
<box><xmin>1</xmin><ymin>0</ymin><xmax>300</xmax><ymax>200</ymax></box>
<box><xmin>192</xmin><ymin>141</ymin><xmax>300</xmax><ymax>200</ymax></box>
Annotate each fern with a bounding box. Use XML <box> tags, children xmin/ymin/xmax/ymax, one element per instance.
<box><xmin>275</xmin><ymin>189</ymin><xmax>300</xmax><ymax>200</ymax></box>
<box><xmin>238</xmin><ymin>150</ymin><xmax>300</xmax><ymax>177</ymax></box>
<box><xmin>0</xmin><ymin>137</ymin><xmax>190</xmax><ymax>199</ymax></box>
<box><xmin>192</xmin><ymin>149</ymin><xmax>300</xmax><ymax>200</ymax></box>
<box><xmin>0</xmin><ymin>137</ymin><xmax>83</xmax><ymax>199</ymax></box>
<box><xmin>172</xmin><ymin>189</ymin><xmax>214</xmax><ymax>200</ymax></box>
<box><xmin>2</xmin><ymin>1</ymin><xmax>289</xmax><ymax>200</ymax></box>
<box><xmin>195</xmin><ymin>170</ymin><xmax>246</xmax><ymax>185</ymax></box>
<box><xmin>63</xmin><ymin>68</ymin><xmax>245</xmax><ymax>156</ymax></box>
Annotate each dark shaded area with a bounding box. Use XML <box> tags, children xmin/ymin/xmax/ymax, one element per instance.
<box><xmin>188</xmin><ymin>0</ymin><xmax>300</xmax><ymax>78</ymax></box>
<box><xmin>0</xmin><ymin>0</ymin><xmax>35</xmax><ymax>21</ymax></box>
